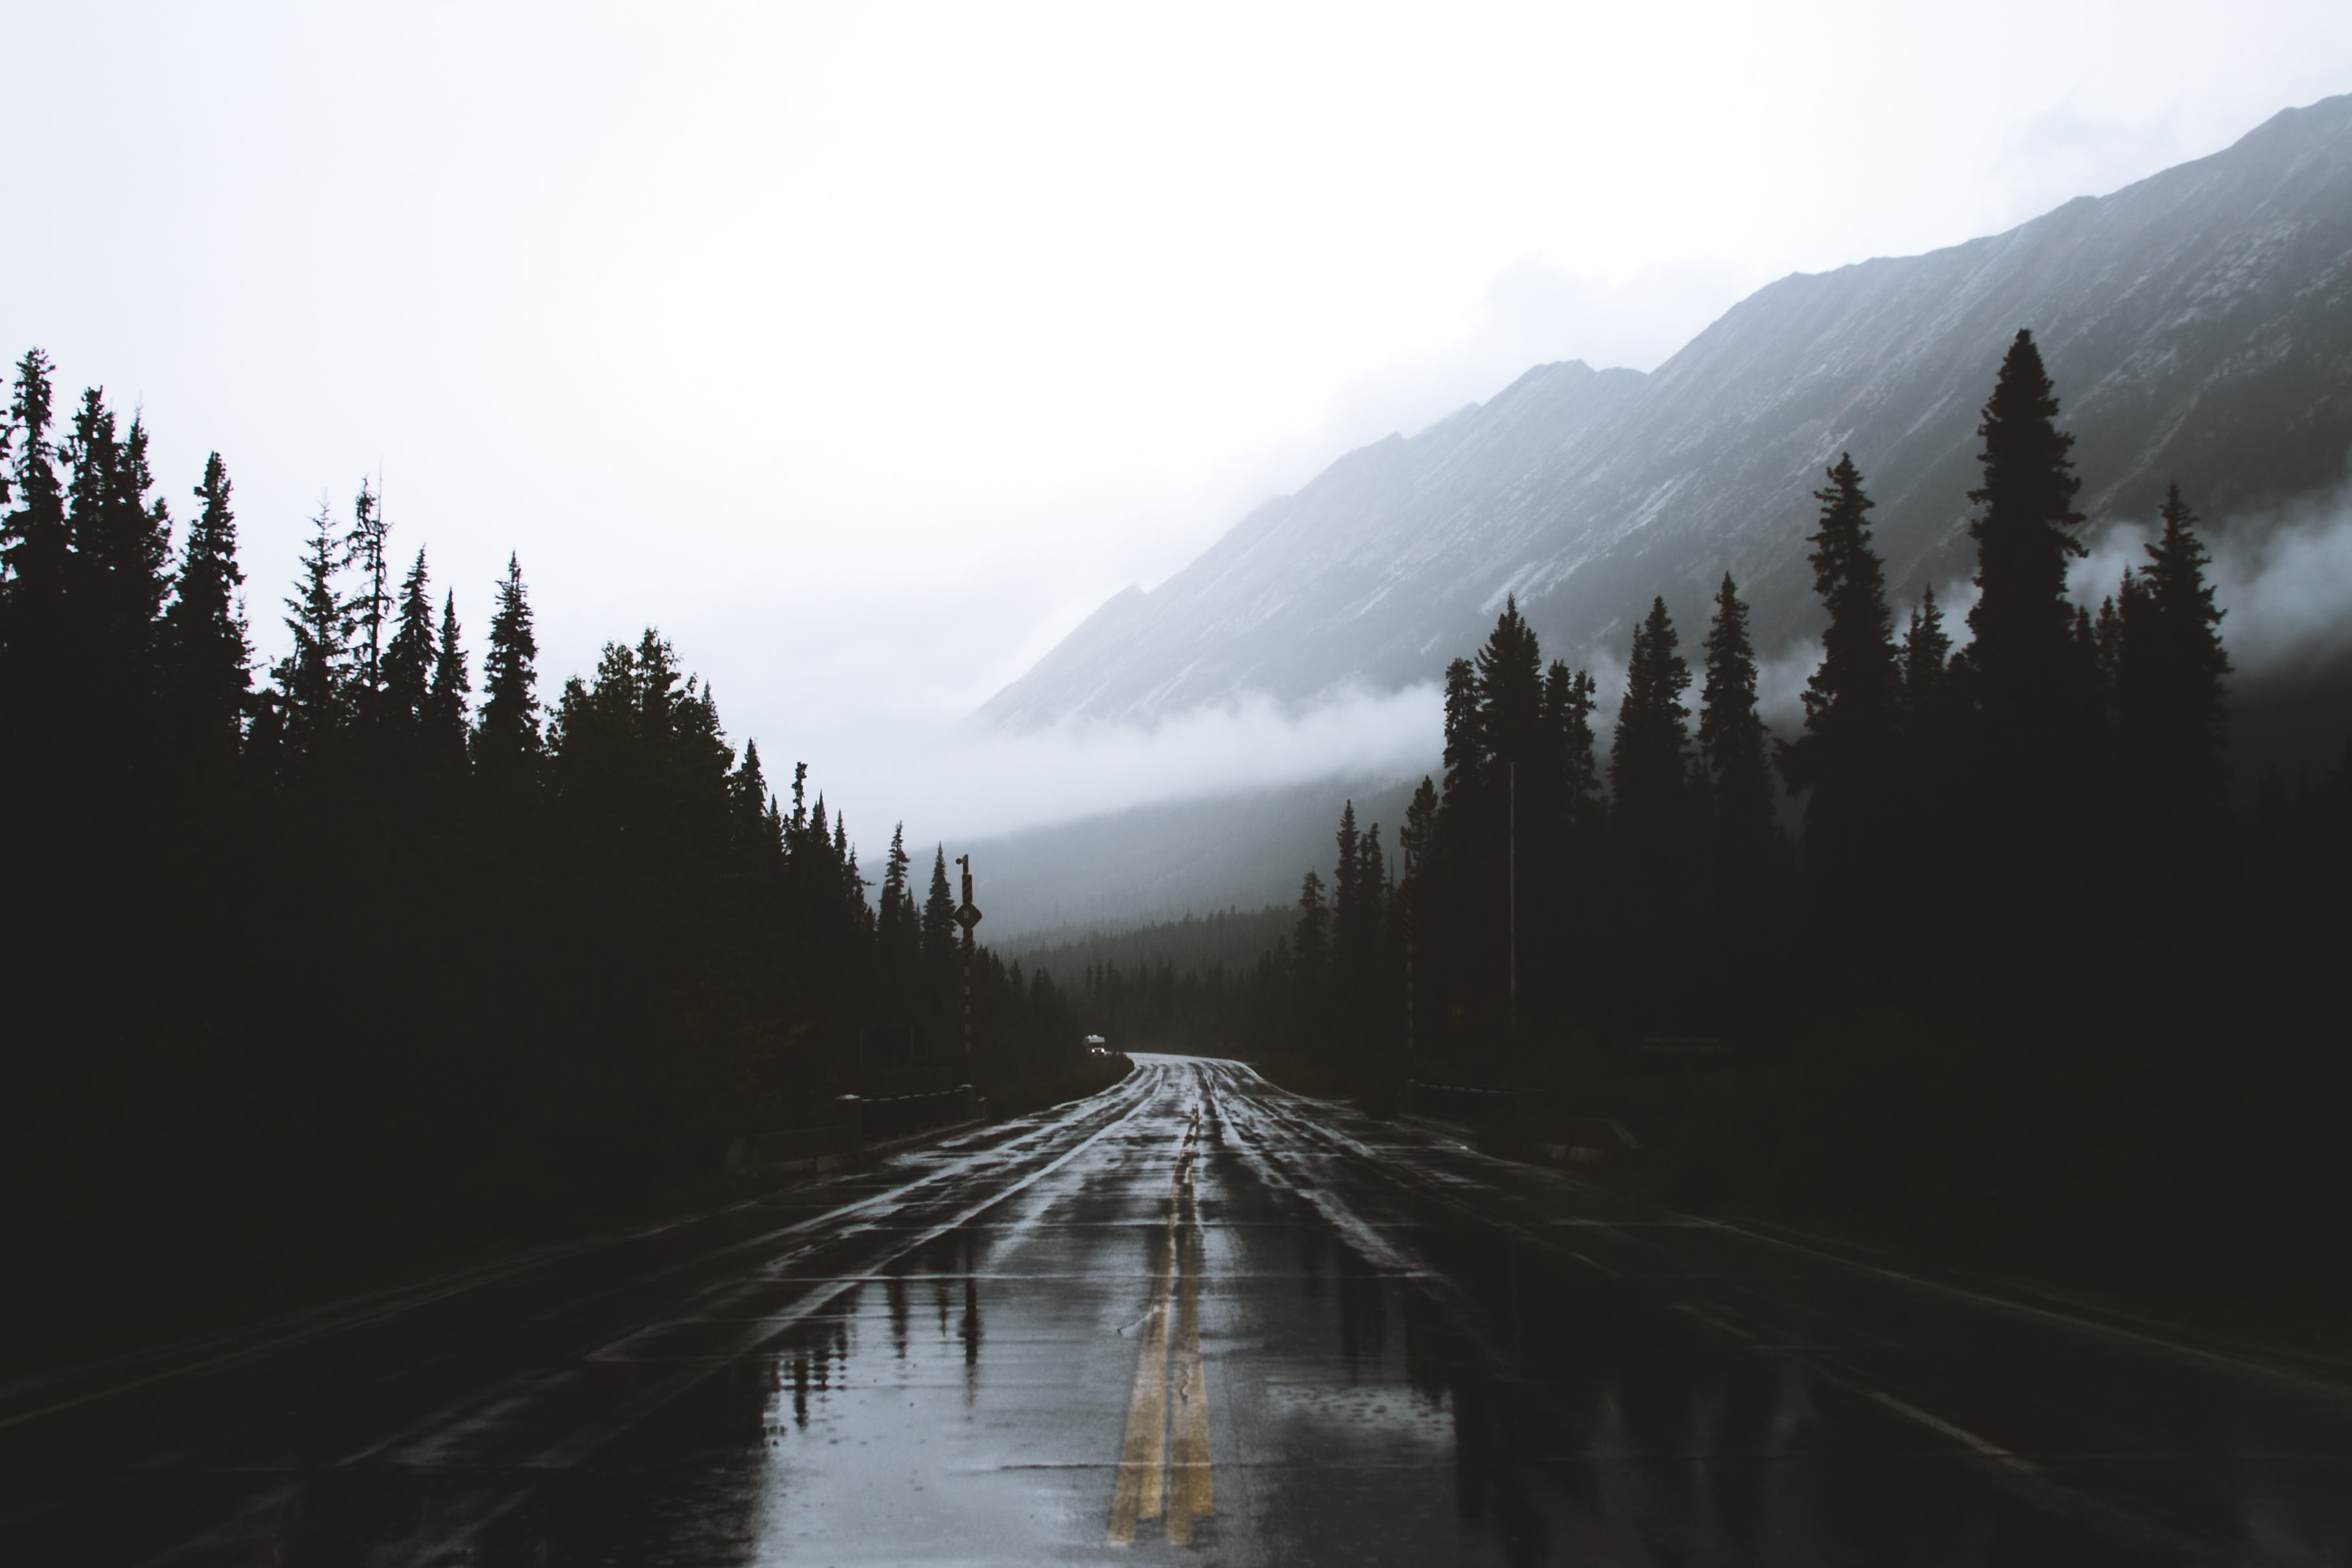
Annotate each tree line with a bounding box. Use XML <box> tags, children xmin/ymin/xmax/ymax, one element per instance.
<box><xmin>1074</xmin><ymin>331</ymin><xmax>2350</xmax><ymax>1300</ymax></box>
<box><xmin>0</xmin><ymin>347</ymin><xmax>1091</xmax><ymax>1328</ymax></box>
<box><xmin>1222</xmin><ymin>329</ymin><xmax>2268</xmax><ymax>1057</ymax></box>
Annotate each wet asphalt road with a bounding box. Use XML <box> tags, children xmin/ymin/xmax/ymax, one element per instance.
<box><xmin>5</xmin><ymin>1053</ymin><xmax>2351</xmax><ymax>1566</ymax></box>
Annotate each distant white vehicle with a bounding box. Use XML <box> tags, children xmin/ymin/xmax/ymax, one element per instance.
<box><xmin>1085</xmin><ymin>1034</ymin><xmax>1107</xmax><ymax>1054</ymax></box>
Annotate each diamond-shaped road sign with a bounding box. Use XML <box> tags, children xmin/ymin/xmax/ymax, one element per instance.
<box><xmin>954</xmin><ymin>902</ymin><xmax>983</xmax><ymax>931</ymax></box>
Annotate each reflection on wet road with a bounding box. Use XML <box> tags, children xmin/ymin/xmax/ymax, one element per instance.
<box><xmin>5</xmin><ymin>1053</ymin><xmax>2351</xmax><ymax>1564</ymax></box>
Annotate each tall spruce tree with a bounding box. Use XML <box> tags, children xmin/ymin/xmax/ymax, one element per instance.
<box><xmin>380</xmin><ymin>548</ymin><xmax>435</xmax><ymax>747</ymax></box>
<box><xmin>475</xmin><ymin>553</ymin><xmax>542</xmax><ymax>781</ymax></box>
<box><xmin>1957</xmin><ymin>331</ymin><xmax>2097</xmax><ymax>1005</ymax></box>
<box><xmin>345</xmin><ymin>480</ymin><xmax>392</xmax><ymax>725</ymax></box>
<box><xmin>66</xmin><ymin>396</ymin><xmax>174</xmax><ymax>776</ymax></box>
<box><xmin>1609</xmin><ymin>596</ymin><xmax>1692</xmax><ymax>848</ymax></box>
<box><xmin>1900</xmin><ymin>585</ymin><xmax>1952</xmax><ymax>716</ymax></box>
<box><xmin>271</xmin><ymin>502</ymin><xmax>354</xmax><ymax>765</ymax></box>
<box><xmin>426</xmin><ymin>589</ymin><xmax>471</xmax><ymax>768</ymax></box>
<box><xmin>921</xmin><ymin>845</ymin><xmax>957</xmax><ymax>991</ymax></box>
<box><xmin>1965</xmin><ymin>330</ymin><xmax>2089</xmax><ymax>752</ymax></box>
<box><xmin>2119</xmin><ymin>483</ymin><xmax>2231</xmax><ymax>871</ymax></box>
<box><xmin>3</xmin><ymin>351</ymin><xmax>71</xmax><ymax>737</ymax></box>
<box><xmin>160</xmin><ymin>452</ymin><xmax>252</xmax><ymax>777</ymax></box>
<box><xmin>877</xmin><ymin>823</ymin><xmax>919</xmax><ymax>995</ymax></box>
<box><xmin>1784</xmin><ymin>457</ymin><xmax>1904</xmax><ymax>951</ymax></box>
<box><xmin>1440</xmin><ymin>656</ymin><xmax>1481</xmax><ymax>798</ymax></box>
<box><xmin>1291</xmin><ymin>869</ymin><xmax>1330</xmax><ymax>1053</ymax></box>
<box><xmin>1697</xmin><ymin>573</ymin><xmax>1775</xmax><ymax>859</ymax></box>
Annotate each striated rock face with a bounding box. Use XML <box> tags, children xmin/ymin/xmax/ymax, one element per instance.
<box><xmin>984</xmin><ymin>93</ymin><xmax>2352</xmax><ymax>729</ymax></box>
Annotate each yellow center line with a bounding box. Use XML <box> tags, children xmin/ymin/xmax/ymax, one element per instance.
<box><xmin>1109</xmin><ymin>1105</ymin><xmax>1214</xmax><ymax>1547</ymax></box>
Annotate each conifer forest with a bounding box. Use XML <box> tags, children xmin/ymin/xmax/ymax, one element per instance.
<box><xmin>1056</xmin><ymin>330</ymin><xmax>2352</xmax><ymax>1314</ymax></box>
<box><xmin>0</xmin><ymin>347</ymin><xmax>1098</xmax><ymax>1333</ymax></box>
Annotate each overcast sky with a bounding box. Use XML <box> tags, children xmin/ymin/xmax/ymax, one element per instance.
<box><xmin>7</xmin><ymin>2</ymin><xmax>2352</xmax><ymax>849</ymax></box>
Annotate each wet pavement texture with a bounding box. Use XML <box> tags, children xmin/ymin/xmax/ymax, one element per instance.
<box><xmin>5</xmin><ymin>1054</ymin><xmax>2351</xmax><ymax>1565</ymax></box>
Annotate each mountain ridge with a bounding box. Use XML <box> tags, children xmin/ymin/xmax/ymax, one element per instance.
<box><xmin>983</xmin><ymin>92</ymin><xmax>2352</xmax><ymax>729</ymax></box>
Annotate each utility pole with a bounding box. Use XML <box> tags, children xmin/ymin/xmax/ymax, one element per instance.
<box><xmin>954</xmin><ymin>854</ymin><xmax>983</xmax><ymax>1057</ymax></box>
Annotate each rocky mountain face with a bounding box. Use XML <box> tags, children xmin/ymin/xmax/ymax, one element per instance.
<box><xmin>984</xmin><ymin>93</ymin><xmax>2352</xmax><ymax>728</ymax></box>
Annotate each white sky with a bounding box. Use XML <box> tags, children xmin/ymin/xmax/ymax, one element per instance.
<box><xmin>6</xmin><ymin>1</ymin><xmax>2352</xmax><ymax>851</ymax></box>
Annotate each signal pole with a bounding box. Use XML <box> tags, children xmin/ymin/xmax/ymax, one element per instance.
<box><xmin>954</xmin><ymin>854</ymin><xmax>983</xmax><ymax>1057</ymax></box>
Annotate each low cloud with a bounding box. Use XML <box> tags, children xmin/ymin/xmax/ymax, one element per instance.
<box><xmin>2070</xmin><ymin>481</ymin><xmax>2352</xmax><ymax>674</ymax></box>
<box><xmin>820</xmin><ymin>685</ymin><xmax>1444</xmax><ymax>859</ymax></box>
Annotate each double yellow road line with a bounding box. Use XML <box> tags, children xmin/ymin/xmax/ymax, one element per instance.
<box><xmin>1108</xmin><ymin>1106</ymin><xmax>1213</xmax><ymax>1547</ymax></box>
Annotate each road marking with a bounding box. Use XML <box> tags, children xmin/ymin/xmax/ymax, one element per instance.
<box><xmin>1110</xmin><ymin>1107</ymin><xmax>1214</xmax><ymax>1547</ymax></box>
<box><xmin>1105</xmin><ymin>1225</ymin><xmax>1175</xmax><ymax>1542</ymax></box>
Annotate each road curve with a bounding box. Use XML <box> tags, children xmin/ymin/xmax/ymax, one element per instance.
<box><xmin>3</xmin><ymin>1053</ymin><xmax>2348</xmax><ymax>1565</ymax></box>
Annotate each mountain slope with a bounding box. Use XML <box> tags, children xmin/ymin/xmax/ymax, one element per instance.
<box><xmin>985</xmin><ymin>93</ymin><xmax>2352</xmax><ymax>728</ymax></box>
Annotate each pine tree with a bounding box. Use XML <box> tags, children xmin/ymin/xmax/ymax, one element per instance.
<box><xmin>1400</xmin><ymin>776</ymin><xmax>1439</xmax><ymax>873</ymax></box>
<box><xmin>345</xmin><ymin>479</ymin><xmax>391</xmax><ymax>724</ymax></box>
<box><xmin>921</xmin><ymin>845</ymin><xmax>957</xmax><ymax>975</ymax></box>
<box><xmin>66</xmin><ymin>395</ymin><xmax>174</xmax><ymax>768</ymax></box>
<box><xmin>475</xmin><ymin>553</ymin><xmax>542</xmax><ymax>781</ymax></box>
<box><xmin>1473</xmin><ymin>597</ymin><xmax>1546</xmax><ymax>774</ymax></box>
<box><xmin>1291</xmin><ymin>869</ymin><xmax>1330</xmax><ymax>1052</ymax></box>
<box><xmin>1332</xmin><ymin>799</ymin><xmax>1365</xmax><ymax>979</ymax></box>
<box><xmin>1697</xmin><ymin>573</ymin><xmax>1775</xmax><ymax>859</ymax></box>
<box><xmin>271</xmin><ymin>501</ymin><xmax>354</xmax><ymax>764</ymax></box>
<box><xmin>380</xmin><ymin>548</ymin><xmax>434</xmax><ymax>746</ymax></box>
<box><xmin>1786</xmin><ymin>455</ymin><xmax>1901</xmax><ymax>790</ymax></box>
<box><xmin>1546</xmin><ymin>662</ymin><xmax>1603</xmax><ymax>834</ymax></box>
<box><xmin>1965</xmin><ymin>330</ymin><xmax>2089</xmax><ymax>753</ymax></box>
<box><xmin>1440</xmin><ymin>656</ymin><xmax>1481</xmax><ymax>798</ymax></box>
<box><xmin>1900</xmin><ymin>585</ymin><xmax>1952</xmax><ymax>714</ymax></box>
<box><xmin>159</xmin><ymin>452</ymin><xmax>252</xmax><ymax>778</ymax></box>
<box><xmin>1609</xmin><ymin>596</ymin><xmax>1692</xmax><ymax>847</ymax></box>
<box><xmin>2</xmin><ymin>350</ymin><xmax>71</xmax><ymax>735</ymax></box>
<box><xmin>1958</xmin><ymin>329</ymin><xmax>2093</xmax><ymax>1003</ymax></box>
<box><xmin>877</xmin><ymin>822</ymin><xmax>919</xmax><ymax>994</ymax></box>
<box><xmin>426</xmin><ymin>589</ymin><xmax>471</xmax><ymax>768</ymax></box>
<box><xmin>2119</xmin><ymin>483</ymin><xmax>2232</xmax><ymax>868</ymax></box>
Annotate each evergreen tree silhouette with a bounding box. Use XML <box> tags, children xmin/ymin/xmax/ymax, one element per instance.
<box><xmin>426</xmin><ymin>589</ymin><xmax>471</xmax><ymax>769</ymax></box>
<box><xmin>160</xmin><ymin>453</ymin><xmax>253</xmax><ymax>779</ymax></box>
<box><xmin>380</xmin><ymin>548</ymin><xmax>434</xmax><ymax>748</ymax></box>
<box><xmin>1782</xmin><ymin>457</ymin><xmax>1903</xmax><ymax>970</ymax></box>
<box><xmin>475</xmin><ymin>553</ymin><xmax>542</xmax><ymax>783</ymax></box>
<box><xmin>345</xmin><ymin>480</ymin><xmax>391</xmax><ymax>726</ymax></box>
<box><xmin>3</xmin><ymin>351</ymin><xmax>71</xmax><ymax>759</ymax></box>
<box><xmin>877</xmin><ymin>823</ymin><xmax>919</xmax><ymax>997</ymax></box>
<box><xmin>1959</xmin><ymin>330</ymin><xmax>2092</xmax><ymax>1003</ymax></box>
<box><xmin>1697</xmin><ymin>573</ymin><xmax>1775</xmax><ymax>859</ymax></box>
<box><xmin>66</xmin><ymin>395</ymin><xmax>174</xmax><ymax>800</ymax></box>
<box><xmin>1609</xmin><ymin>596</ymin><xmax>1691</xmax><ymax>848</ymax></box>
<box><xmin>1291</xmin><ymin>869</ymin><xmax>1330</xmax><ymax>1053</ymax></box>
<box><xmin>1547</xmin><ymin>662</ymin><xmax>1603</xmax><ymax>835</ymax></box>
<box><xmin>271</xmin><ymin>502</ymin><xmax>354</xmax><ymax>766</ymax></box>
<box><xmin>921</xmin><ymin>845</ymin><xmax>958</xmax><ymax>1009</ymax></box>
<box><xmin>1440</xmin><ymin>656</ymin><xmax>1481</xmax><ymax>798</ymax></box>
<box><xmin>2117</xmin><ymin>483</ymin><xmax>2232</xmax><ymax>914</ymax></box>
<box><xmin>1966</xmin><ymin>330</ymin><xmax>2086</xmax><ymax>712</ymax></box>
<box><xmin>1897</xmin><ymin>586</ymin><xmax>1958</xmax><ymax>904</ymax></box>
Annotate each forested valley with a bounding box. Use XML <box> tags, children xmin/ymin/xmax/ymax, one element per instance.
<box><xmin>1052</xmin><ymin>330</ymin><xmax>2352</xmax><ymax>1324</ymax></box>
<box><xmin>0</xmin><ymin>348</ymin><xmax>1107</xmax><ymax>1339</ymax></box>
